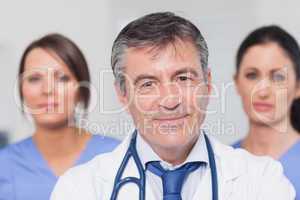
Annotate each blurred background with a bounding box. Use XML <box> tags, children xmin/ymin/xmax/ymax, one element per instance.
<box><xmin>0</xmin><ymin>0</ymin><xmax>299</xmax><ymax>146</ymax></box>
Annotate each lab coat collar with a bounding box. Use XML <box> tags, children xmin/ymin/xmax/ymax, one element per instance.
<box><xmin>95</xmin><ymin>131</ymin><xmax>247</xmax><ymax>197</ymax></box>
<box><xmin>208</xmin><ymin>135</ymin><xmax>247</xmax><ymax>181</ymax></box>
<box><xmin>136</xmin><ymin>130</ymin><xmax>209</xmax><ymax>170</ymax></box>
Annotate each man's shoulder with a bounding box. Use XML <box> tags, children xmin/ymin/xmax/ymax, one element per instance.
<box><xmin>51</xmin><ymin>150</ymin><xmax>120</xmax><ymax>200</ymax></box>
<box><xmin>210</xmin><ymin>136</ymin><xmax>283</xmax><ymax>176</ymax></box>
<box><xmin>64</xmin><ymin>149</ymin><xmax>119</xmax><ymax>180</ymax></box>
<box><xmin>57</xmin><ymin>137</ymin><xmax>127</xmax><ymax>184</ymax></box>
<box><xmin>211</xmin><ymin>137</ymin><xmax>295</xmax><ymax>198</ymax></box>
<box><xmin>212</xmin><ymin>136</ymin><xmax>271</xmax><ymax>159</ymax></box>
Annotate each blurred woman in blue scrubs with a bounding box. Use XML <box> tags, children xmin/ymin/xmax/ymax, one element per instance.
<box><xmin>233</xmin><ymin>25</ymin><xmax>300</xmax><ymax>197</ymax></box>
<box><xmin>0</xmin><ymin>33</ymin><xmax>120</xmax><ymax>200</ymax></box>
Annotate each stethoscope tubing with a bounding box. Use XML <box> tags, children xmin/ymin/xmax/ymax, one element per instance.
<box><xmin>110</xmin><ymin>130</ymin><xmax>218</xmax><ymax>200</ymax></box>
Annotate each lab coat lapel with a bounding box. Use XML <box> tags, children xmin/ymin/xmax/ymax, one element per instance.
<box><xmin>191</xmin><ymin>159</ymin><xmax>235</xmax><ymax>200</ymax></box>
<box><xmin>192</xmin><ymin>135</ymin><xmax>246</xmax><ymax>200</ymax></box>
<box><xmin>209</xmin><ymin>136</ymin><xmax>247</xmax><ymax>200</ymax></box>
<box><xmin>192</xmin><ymin>166</ymin><xmax>212</xmax><ymax>200</ymax></box>
<box><xmin>96</xmin><ymin>132</ymin><xmax>156</xmax><ymax>199</ymax></box>
<box><xmin>98</xmin><ymin>133</ymin><xmax>247</xmax><ymax>200</ymax></box>
<box><xmin>115</xmin><ymin>157</ymin><xmax>141</xmax><ymax>199</ymax></box>
<box><xmin>113</xmin><ymin>156</ymin><xmax>156</xmax><ymax>199</ymax></box>
<box><xmin>112</xmin><ymin>140</ymin><xmax>156</xmax><ymax>199</ymax></box>
<box><xmin>95</xmin><ymin>134</ymin><xmax>132</xmax><ymax>199</ymax></box>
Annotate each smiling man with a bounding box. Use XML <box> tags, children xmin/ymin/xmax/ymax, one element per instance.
<box><xmin>51</xmin><ymin>12</ymin><xmax>295</xmax><ymax>200</ymax></box>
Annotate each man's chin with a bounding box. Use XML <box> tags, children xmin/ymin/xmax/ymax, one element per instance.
<box><xmin>156</xmin><ymin>128</ymin><xmax>180</xmax><ymax>135</ymax></box>
<box><xmin>154</xmin><ymin>130</ymin><xmax>194</xmax><ymax>144</ymax></box>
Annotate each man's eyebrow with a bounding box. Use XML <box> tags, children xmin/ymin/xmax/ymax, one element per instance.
<box><xmin>133</xmin><ymin>74</ymin><xmax>159</xmax><ymax>85</ymax></box>
<box><xmin>133</xmin><ymin>68</ymin><xmax>201</xmax><ymax>85</ymax></box>
<box><xmin>171</xmin><ymin>67</ymin><xmax>200</xmax><ymax>79</ymax></box>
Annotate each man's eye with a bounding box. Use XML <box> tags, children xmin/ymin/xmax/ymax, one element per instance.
<box><xmin>245</xmin><ymin>72</ymin><xmax>257</xmax><ymax>80</ymax></box>
<box><xmin>141</xmin><ymin>81</ymin><xmax>154</xmax><ymax>88</ymax></box>
<box><xmin>178</xmin><ymin>76</ymin><xmax>189</xmax><ymax>81</ymax></box>
<box><xmin>136</xmin><ymin>80</ymin><xmax>156</xmax><ymax>94</ymax></box>
<box><xmin>177</xmin><ymin>74</ymin><xmax>193</xmax><ymax>82</ymax></box>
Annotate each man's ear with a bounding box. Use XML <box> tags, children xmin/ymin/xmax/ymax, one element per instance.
<box><xmin>114</xmin><ymin>81</ymin><xmax>129</xmax><ymax>109</ymax></box>
<box><xmin>206</xmin><ymin>69</ymin><xmax>212</xmax><ymax>95</ymax></box>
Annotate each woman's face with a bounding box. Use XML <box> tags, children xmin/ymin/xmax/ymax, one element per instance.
<box><xmin>235</xmin><ymin>42</ymin><xmax>300</xmax><ymax>127</ymax></box>
<box><xmin>21</xmin><ymin>48</ymin><xmax>79</xmax><ymax>129</ymax></box>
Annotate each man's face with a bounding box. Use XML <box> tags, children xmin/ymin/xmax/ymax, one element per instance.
<box><xmin>116</xmin><ymin>39</ymin><xmax>211</xmax><ymax>150</ymax></box>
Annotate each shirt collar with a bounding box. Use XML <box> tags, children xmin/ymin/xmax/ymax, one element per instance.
<box><xmin>136</xmin><ymin>130</ymin><xmax>209</xmax><ymax>170</ymax></box>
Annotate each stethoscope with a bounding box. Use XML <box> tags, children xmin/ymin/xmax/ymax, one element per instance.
<box><xmin>110</xmin><ymin>130</ymin><xmax>218</xmax><ymax>200</ymax></box>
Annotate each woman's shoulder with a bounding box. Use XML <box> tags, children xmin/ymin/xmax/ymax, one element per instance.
<box><xmin>231</xmin><ymin>139</ymin><xmax>242</xmax><ymax>149</ymax></box>
<box><xmin>279</xmin><ymin>139</ymin><xmax>300</xmax><ymax>196</ymax></box>
<box><xmin>91</xmin><ymin>134</ymin><xmax>120</xmax><ymax>144</ymax></box>
<box><xmin>75</xmin><ymin>134</ymin><xmax>120</xmax><ymax>164</ymax></box>
<box><xmin>280</xmin><ymin>139</ymin><xmax>300</xmax><ymax>163</ymax></box>
<box><xmin>0</xmin><ymin>137</ymin><xmax>33</xmax><ymax>159</ymax></box>
<box><xmin>0</xmin><ymin>137</ymin><xmax>32</xmax><ymax>180</ymax></box>
<box><xmin>88</xmin><ymin>134</ymin><xmax>120</xmax><ymax>151</ymax></box>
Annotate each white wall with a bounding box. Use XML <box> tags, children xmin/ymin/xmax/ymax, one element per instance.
<box><xmin>0</xmin><ymin>0</ymin><xmax>114</xmax><ymax>141</ymax></box>
<box><xmin>1</xmin><ymin>0</ymin><xmax>300</xmax><ymax>144</ymax></box>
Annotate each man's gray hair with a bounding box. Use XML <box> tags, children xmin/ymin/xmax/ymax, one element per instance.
<box><xmin>111</xmin><ymin>12</ymin><xmax>209</xmax><ymax>93</ymax></box>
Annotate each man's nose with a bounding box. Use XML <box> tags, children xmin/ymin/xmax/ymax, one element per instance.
<box><xmin>158</xmin><ymin>83</ymin><xmax>181</xmax><ymax>110</ymax></box>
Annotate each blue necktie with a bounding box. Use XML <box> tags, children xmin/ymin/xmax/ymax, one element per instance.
<box><xmin>147</xmin><ymin>161</ymin><xmax>201</xmax><ymax>200</ymax></box>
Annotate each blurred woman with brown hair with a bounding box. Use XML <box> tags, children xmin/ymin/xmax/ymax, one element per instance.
<box><xmin>0</xmin><ymin>33</ymin><xmax>119</xmax><ymax>200</ymax></box>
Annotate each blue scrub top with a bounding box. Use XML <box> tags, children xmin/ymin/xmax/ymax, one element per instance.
<box><xmin>0</xmin><ymin>135</ymin><xmax>120</xmax><ymax>200</ymax></box>
<box><xmin>233</xmin><ymin>140</ymin><xmax>300</xmax><ymax>199</ymax></box>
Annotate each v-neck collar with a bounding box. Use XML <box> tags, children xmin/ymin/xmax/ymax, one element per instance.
<box><xmin>279</xmin><ymin>139</ymin><xmax>300</xmax><ymax>162</ymax></box>
<box><xmin>27</xmin><ymin>135</ymin><xmax>95</xmax><ymax>179</ymax></box>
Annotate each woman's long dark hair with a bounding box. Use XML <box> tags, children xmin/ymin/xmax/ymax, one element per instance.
<box><xmin>19</xmin><ymin>33</ymin><xmax>91</xmax><ymax>109</ymax></box>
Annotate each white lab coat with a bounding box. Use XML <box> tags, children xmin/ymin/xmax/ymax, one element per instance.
<box><xmin>51</xmin><ymin>133</ymin><xmax>296</xmax><ymax>200</ymax></box>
